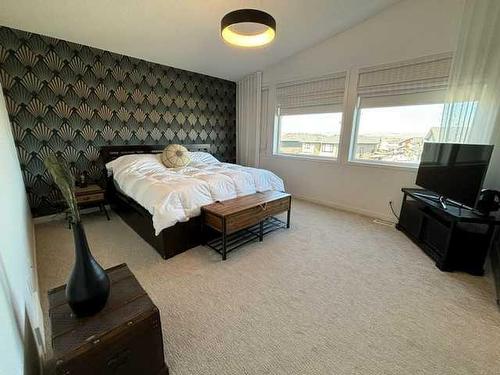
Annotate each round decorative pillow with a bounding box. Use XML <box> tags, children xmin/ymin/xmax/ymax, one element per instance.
<box><xmin>161</xmin><ymin>144</ymin><xmax>191</xmax><ymax>168</ymax></box>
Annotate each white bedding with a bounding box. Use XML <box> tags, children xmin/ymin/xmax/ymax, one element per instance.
<box><xmin>106</xmin><ymin>153</ymin><xmax>285</xmax><ymax>235</ymax></box>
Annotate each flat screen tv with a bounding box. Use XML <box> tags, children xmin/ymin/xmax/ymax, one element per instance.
<box><xmin>416</xmin><ymin>142</ymin><xmax>493</xmax><ymax>208</ymax></box>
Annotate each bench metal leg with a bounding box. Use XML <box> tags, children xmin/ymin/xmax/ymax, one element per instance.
<box><xmin>286</xmin><ymin>207</ymin><xmax>291</xmax><ymax>229</ymax></box>
<box><xmin>259</xmin><ymin>221</ymin><xmax>264</xmax><ymax>241</ymax></box>
<box><xmin>222</xmin><ymin>226</ymin><xmax>227</xmax><ymax>261</ymax></box>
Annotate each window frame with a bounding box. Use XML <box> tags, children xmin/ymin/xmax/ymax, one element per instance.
<box><xmin>273</xmin><ymin>108</ymin><xmax>344</xmax><ymax>162</ymax></box>
<box><xmin>266</xmin><ymin>54</ymin><xmax>453</xmax><ymax>169</ymax></box>
<box><xmin>348</xmin><ymin>96</ymin><xmax>447</xmax><ymax>169</ymax></box>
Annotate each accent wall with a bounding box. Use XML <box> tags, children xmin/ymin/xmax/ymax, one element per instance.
<box><xmin>0</xmin><ymin>26</ymin><xmax>236</xmax><ymax>216</ymax></box>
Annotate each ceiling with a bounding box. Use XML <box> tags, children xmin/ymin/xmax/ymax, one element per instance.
<box><xmin>0</xmin><ymin>0</ymin><xmax>400</xmax><ymax>81</ymax></box>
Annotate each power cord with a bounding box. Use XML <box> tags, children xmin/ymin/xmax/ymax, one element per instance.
<box><xmin>389</xmin><ymin>201</ymin><xmax>400</xmax><ymax>221</ymax></box>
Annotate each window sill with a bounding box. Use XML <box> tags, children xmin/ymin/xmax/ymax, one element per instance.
<box><xmin>266</xmin><ymin>154</ymin><xmax>419</xmax><ymax>171</ymax></box>
<box><xmin>347</xmin><ymin>159</ymin><xmax>418</xmax><ymax>172</ymax></box>
<box><xmin>271</xmin><ymin>153</ymin><xmax>339</xmax><ymax>164</ymax></box>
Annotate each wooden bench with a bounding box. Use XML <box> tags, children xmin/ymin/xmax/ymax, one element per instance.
<box><xmin>201</xmin><ymin>191</ymin><xmax>291</xmax><ymax>260</ymax></box>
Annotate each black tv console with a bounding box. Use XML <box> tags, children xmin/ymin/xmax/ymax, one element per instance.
<box><xmin>396</xmin><ymin>188</ymin><xmax>500</xmax><ymax>276</ymax></box>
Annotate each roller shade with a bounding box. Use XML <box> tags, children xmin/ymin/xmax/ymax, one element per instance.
<box><xmin>357</xmin><ymin>53</ymin><xmax>453</xmax><ymax>98</ymax></box>
<box><xmin>276</xmin><ymin>72</ymin><xmax>347</xmax><ymax>114</ymax></box>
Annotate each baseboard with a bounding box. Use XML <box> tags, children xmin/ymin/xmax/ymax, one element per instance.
<box><xmin>33</xmin><ymin>212</ymin><xmax>66</xmax><ymax>224</ymax></box>
<box><xmin>292</xmin><ymin>194</ymin><xmax>396</xmax><ymax>224</ymax></box>
<box><xmin>33</xmin><ymin>205</ymin><xmax>111</xmax><ymax>224</ymax></box>
<box><xmin>34</xmin><ymin>198</ymin><xmax>395</xmax><ymax>226</ymax></box>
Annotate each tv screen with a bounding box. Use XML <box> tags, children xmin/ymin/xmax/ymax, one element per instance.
<box><xmin>416</xmin><ymin>143</ymin><xmax>493</xmax><ymax>208</ymax></box>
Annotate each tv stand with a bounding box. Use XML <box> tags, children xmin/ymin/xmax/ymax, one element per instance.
<box><xmin>397</xmin><ymin>188</ymin><xmax>500</xmax><ymax>275</ymax></box>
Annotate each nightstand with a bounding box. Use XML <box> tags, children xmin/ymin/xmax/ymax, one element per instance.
<box><xmin>75</xmin><ymin>184</ymin><xmax>110</xmax><ymax>220</ymax></box>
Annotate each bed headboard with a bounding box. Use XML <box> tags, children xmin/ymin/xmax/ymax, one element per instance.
<box><xmin>100</xmin><ymin>144</ymin><xmax>211</xmax><ymax>165</ymax></box>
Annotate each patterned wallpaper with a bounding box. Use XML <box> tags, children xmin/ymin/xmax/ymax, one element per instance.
<box><xmin>0</xmin><ymin>27</ymin><xmax>236</xmax><ymax>216</ymax></box>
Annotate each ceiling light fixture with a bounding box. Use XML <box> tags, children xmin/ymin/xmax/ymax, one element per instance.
<box><xmin>221</xmin><ymin>9</ymin><xmax>276</xmax><ymax>47</ymax></box>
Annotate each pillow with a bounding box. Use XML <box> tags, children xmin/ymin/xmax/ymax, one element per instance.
<box><xmin>161</xmin><ymin>144</ymin><xmax>191</xmax><ymax>168</ymax></box>
<box><xmin>189</xmin><ymin>151</ymin><xmax>220</xmax><ymax>164</ymax></box>
<box><xmin>106</xmin><ymin>154</ymin><xmax>159</xmax><ymax>175</ymax></box>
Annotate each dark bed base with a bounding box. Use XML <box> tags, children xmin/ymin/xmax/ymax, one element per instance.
<box><xmin>108</xmin><ymin>185</ymin><xmax>210</xmax><ymax>259</ymax></box>
<box><xmin>100</xmin><ymin>144</ymin><xmax>216</xmax><ymax>259</ymax></box>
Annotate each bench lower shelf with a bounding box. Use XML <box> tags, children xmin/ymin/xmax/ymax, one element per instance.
<box><xmin>205</xmin><ymin>216</ymin><xmax>287</xmax><ymax>257</ymax></box>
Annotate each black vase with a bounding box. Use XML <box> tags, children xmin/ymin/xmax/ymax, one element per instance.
<box><xmin>66</xmin><ymin>221</ymin><xmax>110</xmax><ymax>317</ymax></box>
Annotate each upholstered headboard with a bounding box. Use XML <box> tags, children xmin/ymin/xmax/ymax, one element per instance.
<box><xmin>100</xmin><ymin>144</ymin><xmax>211</xmax><ymax>165</ymax></box>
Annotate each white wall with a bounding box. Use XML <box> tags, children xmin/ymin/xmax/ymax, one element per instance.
<box><xmin>0</xmin><ymin>85</ymin><xmax>43</xmax><ymax>374</ymax></box>
<box><xmin>258</xmin><ymin>0</ymin><xmax>465</xmax><ymax>220</ymax></box>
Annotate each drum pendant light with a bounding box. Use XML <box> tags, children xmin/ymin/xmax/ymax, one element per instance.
<box><xmin>221</xmin><ymin>9</ymin><xmax>276</xmax><ymax>47</ymax></box>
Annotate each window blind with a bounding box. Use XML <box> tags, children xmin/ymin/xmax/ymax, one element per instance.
<box><xmin>358</xmin><ymin>90</ymin><xmax>447</xmax><ymax>109</ymax></box>
<box><xmin>357</xmin><ymin>53</ymin><xmax>453</xmax><ymax>99</ymax></box>
<box><xmin>276</xmin><ymin>72</ymin><xmax>347</xmax><ymax>114</ymax></box>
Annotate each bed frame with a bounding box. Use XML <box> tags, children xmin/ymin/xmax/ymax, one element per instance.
<box><xmin>100</xmin><ymin>144</ymin><xmax>216</xmax><ymax>259</ymax></box>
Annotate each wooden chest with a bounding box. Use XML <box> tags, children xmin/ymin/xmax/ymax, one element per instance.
<box><xmin>48</xmin><ymin>264</ymin><xmax>168</xmax><ymax>375</ymax></box>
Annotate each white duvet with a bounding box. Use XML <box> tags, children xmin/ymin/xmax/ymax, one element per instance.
<box><xmin>106</xmin><ymin>153</ymin><xmax>285</xmax><ymax>235</ymax></box>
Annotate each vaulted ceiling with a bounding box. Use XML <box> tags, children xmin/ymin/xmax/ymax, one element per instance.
<box><xmin>0</xmin><ymin>0</ymin><xmax>400</xmax><ymax>81</ymax></box>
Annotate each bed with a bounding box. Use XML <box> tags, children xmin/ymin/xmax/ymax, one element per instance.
<box><xmin>100</xmin><ymin>144</ymin><xmax>285</xmax><ymax>259</ymax></box>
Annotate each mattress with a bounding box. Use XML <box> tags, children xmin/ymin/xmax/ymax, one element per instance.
<box><xmin>106</xmin><ymin>152</ymin><xmax>285</xmax><ymax>235</ymax></box>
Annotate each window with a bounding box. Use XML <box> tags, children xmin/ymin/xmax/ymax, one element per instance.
<box><xmin>322</xmin><ymin>143</ymin><xmax>334</xmax><ymax>153</ymax></box>
<box><xmin>353</xmin><ymin>102</ymin><xmax>445</xmax><ymax>164</ymax></box>
<box><xmin>277</xmin><ymin>112</ymin><xmax>342</xmax><ymax>158</ymax></box>
<box><xmin>302</xmin><ymin>143</ymin><xmax>314</xmax><ymax>153</ymax></box>
<box><xmin>351</xmin><ymin>53</ymin><xmax>453</xmax><ymax>166</ymax></box>
<box><xmin>274</xmin><ymin>73</ymin><xmax>347</xmax><ymax>159</ymax></box>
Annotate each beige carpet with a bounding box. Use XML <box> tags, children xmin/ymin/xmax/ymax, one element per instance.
<box><xmin>35</xmin><ymin>199</ymin><xmax>500</xmax><ymax>375</ymax></box>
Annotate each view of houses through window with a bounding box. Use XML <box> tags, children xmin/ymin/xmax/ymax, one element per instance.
<box><xmin>352</xmin><ymin>103</ymin><xmax>445</xmax><ymax>164</ymax></box>
<box><xmin>277</xmin><ymin>112</ymin><xmax>342</xmax><ymax>158</ymax></box>
<box><xmin>276</xmin><ymin>104</ymin><xmax>446</xmax><ymax>164</ymax></box>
